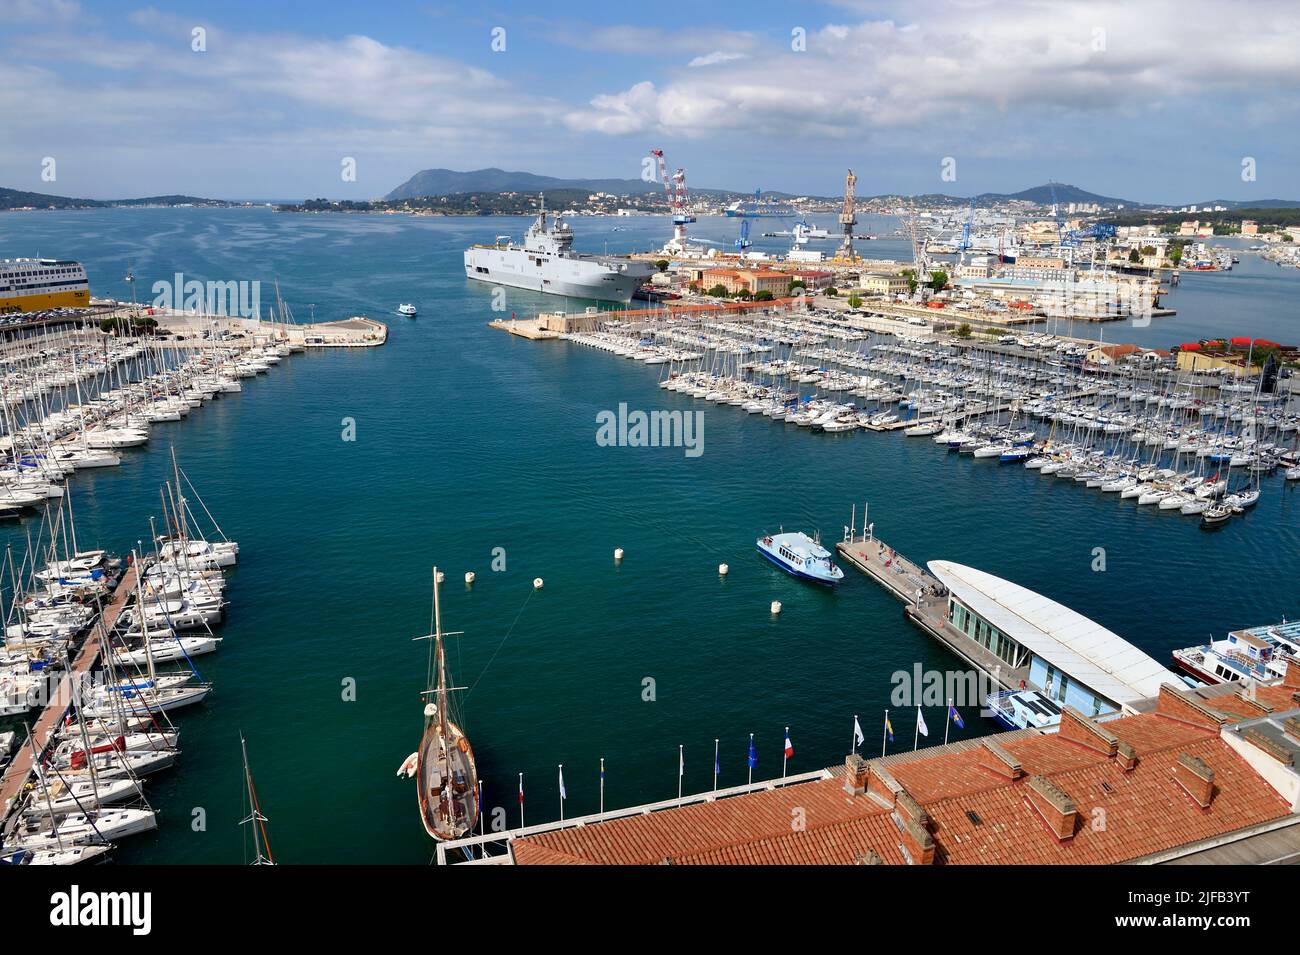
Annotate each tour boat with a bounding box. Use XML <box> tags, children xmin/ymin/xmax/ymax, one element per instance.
<box><xmin>756</xmin><ymin>531</ymin><xmax>844</xmax><ymax>585</ymax></box>
<box><xmin>398</xmin><ymin>303</ymin><xmax>417</xmax><ymax>317</ymax></box>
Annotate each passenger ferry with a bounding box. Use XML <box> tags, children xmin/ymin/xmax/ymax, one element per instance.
<box><xmin>756</xmin><ymin>531</ymin><xmax>844</xmax><ymax>585</ymax></box>
<box><xmin>0</xmin><ymin>258</ymin><xmax>89</xmax><ymax>315</ymax></box>
<box><xmin>1172</xmin><ymin>620</ymin><xmax>1300</xmax><ymax>685</ymax></box>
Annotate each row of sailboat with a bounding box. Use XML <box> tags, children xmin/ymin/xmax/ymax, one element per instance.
<box><xmin>1</xmin><ymin>323</ymin><xmax>298</xmax><ymax>516</ymax></box>
<box><xmin>0</xmin><ymin>455</ymin><xmax>270</xmax><ymax>864</ymax></box>
<box><xmin>561</xmin><ymin>310</ymin><xmax>1299</xmax><ymax>523</ymax></box>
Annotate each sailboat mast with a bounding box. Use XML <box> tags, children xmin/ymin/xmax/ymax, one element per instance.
<box><xmin>433</xmin><ymin>567</ymin><xmax>449</xmax><ymax>741</ymax></box>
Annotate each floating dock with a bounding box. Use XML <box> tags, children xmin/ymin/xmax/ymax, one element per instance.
<box><xmin>836</xmin><ymin>532</ymin><xmax>1027</xmax><ymax>690</ymax></box>
<box><xmin>0</xmin><ymin>566</ymin><xmax>138</xmax><ymax>821</ymax></box>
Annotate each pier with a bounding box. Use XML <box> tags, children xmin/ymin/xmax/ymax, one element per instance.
<box><xmin>0</xmin><ymin>565</ymin><xmax>137</xmax><ymax>822</ymax></box>
<box><xmin>836</xmin><ymin>531</ymin><xmax>1027</xmax><ymax>690</ymax></box>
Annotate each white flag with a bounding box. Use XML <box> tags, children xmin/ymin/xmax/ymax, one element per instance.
<box><xmin>678</xmin><ymin>746</ymin><xmax>684</xmax><ymax>777</ymax></box>
<box><xmin>558</xmin><ymin>765</ymin><xmax>566</xmax><ymax>800</ymax></box>
<box><xmin>853</xmin><ymin>716</ymin><xmax>865</xmax><ymax>747</ymax></box>
<box><xmin>916</xmin><ymin>707</ymin><xmax>929</xmax><ymax>738</ymax></box>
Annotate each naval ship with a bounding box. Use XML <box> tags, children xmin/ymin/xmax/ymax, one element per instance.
<box><xmin>464</xmin><ymin>196</ymin><xmax>655</xmax><ymax>303</ymax></box>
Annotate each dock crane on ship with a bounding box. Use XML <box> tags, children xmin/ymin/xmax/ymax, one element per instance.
<box><xmin>650</xmin><ymin>148</ymin><xmax>697</xmax><ymax>255</ymax></box>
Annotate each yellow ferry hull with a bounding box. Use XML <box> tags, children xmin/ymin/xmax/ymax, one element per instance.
<box><xmin>0</xmin><ymin>289</ymin><xmax>90</xmax><ymax>315</ymax></box>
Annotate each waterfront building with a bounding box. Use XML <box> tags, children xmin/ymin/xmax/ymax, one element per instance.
<box><xmin>699</xmin><ymin>267</ymin><xmax>789</xmax><ymax>296</ymax></box>
<box><xmin>927</xmin><ymin>561</ymin><xmax>1183</xmax><ymax>720</ymax></box>
<box><xmin>857</xmin><ymin>272</ymin><xmax>911</xmax><ymax>296</ymax></box>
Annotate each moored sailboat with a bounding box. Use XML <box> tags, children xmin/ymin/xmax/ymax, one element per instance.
<box><xmin>399</xmin><ymin>567</ymin><xmax>479</xmax><ymax>841</ymax></box>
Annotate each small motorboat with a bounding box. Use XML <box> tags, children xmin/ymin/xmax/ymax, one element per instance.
<box><xmin>397</xmin><ymin>303</ymin><xmax>417</xmax><ymax>317</ymax></box>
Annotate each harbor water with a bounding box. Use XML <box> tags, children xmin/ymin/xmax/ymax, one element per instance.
<box><xmin>1</xmin><ymin>207</ymin><xmax>1297</xmax><ymax>863</ymax></box>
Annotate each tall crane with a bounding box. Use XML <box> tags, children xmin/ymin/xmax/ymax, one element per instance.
<box><xmin>650</xmin><ymin>148</ymin><xmax>696</xmax><ymax>254</ymax></box>
<box><xmin>957</xmin><ymin>198</ymin><xmax>976</xmax><ymax>262</ymax></box>
<box><xmin>735</xmin><ymin>218</ymin><xmax>751</xmax><ymax>252</ymax></box>
<box><xmin>836</xmin><ymin>169</ymin><xmax>858</xmax><ymax>260</ymax></box>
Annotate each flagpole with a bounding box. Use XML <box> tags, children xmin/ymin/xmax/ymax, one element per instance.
<box><xmin>558</xmin><ymin>764</ymin><xmax>565</xmax><ymax>821</ymax></box>
<box><xmin>712</xmin><ymin>738</ymin><xmax>719</xmax><ymax>793</ymax></box>
<box><xmin>677</xmin><ymin>744</ymin><xmax>684</xmax><ymax>804</ymax></box>
<box><xmin>851</xmin><ymin>713</ymin><xmax>858</xmax><ymax>754</ymax></box>
<box><xmin>478</xmin><ymin>780</ymin><xmax>484</xmax><ymax>839</ymax></box>
<box><xmin>882</xmin><ymin>709</ymin><xmax>888</xmax><ymax>757</ymax></box>
<box><xmin>599</xmin><ymin>757</ymin><xmax>605</xmax><ymax>818</ymax></box>
<box><xmin>519</xmin><ymin>772</ymin><xmax>525</xmax><ymax>829</ymax></box>
<box><xmin>782</xmin><ymin>725</ymin><xmax>789</xmax><ymax>779</ymax></box>
<box><xmin>945</xmin><ymin>697</ymin><xmax>952</xmax><ymax>745</ymax></box>
<box><xmin>913</xmin><ymin>709</ymin><xmax>920</xmax><ymax>752</ymax></box>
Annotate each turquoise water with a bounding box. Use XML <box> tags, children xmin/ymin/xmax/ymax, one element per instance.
<box><xmin>1</xmin><ymin>208</ymin><xmax>1297</xmax><ymax>864</ymax></box>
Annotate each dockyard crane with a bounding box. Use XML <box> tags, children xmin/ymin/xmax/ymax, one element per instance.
<box><xmin>957</xmin><ymin>198</ymin><xmax>976</xmax><ymax>263</ymax></box>
<box><xmin>650</xmin><ymin>147</ymin><xmax>696</xmax><ymax>254</ymax></box>
<box><xmin>835</xmin><ymin>169</ymin><xmax>858</xmax><ymax>261</ymax></box>
<box><xmin>735</xmin><ymin>217</ymin><xmax>751</xmax><ymax>252</ymax></box>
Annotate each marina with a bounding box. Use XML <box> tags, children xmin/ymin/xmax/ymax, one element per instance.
<box><xmin>0</xmin><ymin>208</ymin><xmax>1296</xmax><ymax>868</ymax></box>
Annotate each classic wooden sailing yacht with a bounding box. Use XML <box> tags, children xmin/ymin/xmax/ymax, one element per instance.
<box><xmin>409</xmin><ymin>567</ymin><xmax>479</xmax><ymax>841</ymax></box>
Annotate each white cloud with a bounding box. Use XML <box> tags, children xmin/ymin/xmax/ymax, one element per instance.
<box><xmin>566</xmin><ymin>1</ymin><xmax>1300</xmax><ymax>139</ymax></box>
<box><xmin>688</xmin><ymin>51</ymin><xmax>747</xmax><ymax>68</ymax></box>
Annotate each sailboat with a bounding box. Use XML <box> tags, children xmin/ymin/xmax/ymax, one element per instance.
<box><xmin>400</xmin><ymin>567</ymin><xmax>479</xmax><ymax>841</ymax></box>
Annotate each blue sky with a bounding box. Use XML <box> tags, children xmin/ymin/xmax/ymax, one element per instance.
<box><xmin>3</xmin><ymin>0</ymin><xmax>1298</xmax><ymax>202</ymax></box>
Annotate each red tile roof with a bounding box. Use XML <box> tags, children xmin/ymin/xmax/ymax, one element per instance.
<box><xmin>511</xmin><ymin>703</ymin><xmax>1294</xmax><ymax>865</ymax></box>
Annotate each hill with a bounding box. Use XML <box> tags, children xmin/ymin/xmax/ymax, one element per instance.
<box><xmin>0</xmin><ymin>186</ymin><xmax>228</xmax><ymax>210</ymax></box>
<box><xmin>383</xmin><ymin>167</ymin><xmax>805</xmax><ymax>201</ymax></box>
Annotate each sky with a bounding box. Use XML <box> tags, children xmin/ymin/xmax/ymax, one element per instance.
<box><xmin>2</xmin><ymin>0</ymin><xmax>1299</xmax><ymax>203</ymax></box>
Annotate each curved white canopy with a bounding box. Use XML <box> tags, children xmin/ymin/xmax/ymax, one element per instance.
<box><xmin>929</xmin><ymin>560</ymin><xmax>1181</xmax><ymax>706</ymax></box>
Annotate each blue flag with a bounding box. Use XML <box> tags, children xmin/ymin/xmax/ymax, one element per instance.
<box><xmin>949</xmin><ymin>704</ymin><xmax>965</xmax><ymax>729</ymax></box>
<box><xmin>747</xmin><ymin>735</ymin><xmax>757</xmax><ymax>769</ymax></box>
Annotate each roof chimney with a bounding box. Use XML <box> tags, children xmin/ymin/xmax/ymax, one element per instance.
<box><xmin>900</xmin><ymin>818</ymin><xmax>936</xmax><ymax>865</ymax></box>
<box><xmin>979</xmin><ymin>740</ymin><xmax>1025</xmax><ymax>780</ymax></box>
<box><xmin>843</xmin><ymin>754</ymin><xmax>869</xmax><ymax>796</ymax></box>
<box><xmin>1174</xmin><ymin>753</ymin><xmax>1215</xmax><ymax>808</ymax></box>
<box><xmin>867</xmin><ymin>763</ymin><xmax>902</xmax><ymax>809</ymax></box>
<box><xmin>1156</xmin><ymin>684</ymin><xmax>1228</xmax><ymax>730</ymax></box>
<box><xmin>1026</xmin><ymin>775</ymin><xmax>1078</xmax><ymax>840</ymax></box>
<box><xmin>1284</xmin><ymin>659</ymin><xmax>1300</xmax><ymax>691</ymax></box>
<box><xmin>1059</xmin><ymin>706</ymin><xmax>1119</xmax><ymax>756</ymax></box>
<box><xmin>1116</xmin><ymin>740</ymin><xmax>1139</xmax><ymax>772</ymax></box>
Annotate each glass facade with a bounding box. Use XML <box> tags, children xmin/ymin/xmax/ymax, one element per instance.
<box><xmin>947</xmin><ymin>598</ymin><xmax>1023</xmax><ymax>667</ymax></box>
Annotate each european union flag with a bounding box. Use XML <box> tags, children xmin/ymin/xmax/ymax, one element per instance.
<box><xmin>747</xmin><ymin>735</ymin><xmax>757</xmax><ymax>769</ymax></box>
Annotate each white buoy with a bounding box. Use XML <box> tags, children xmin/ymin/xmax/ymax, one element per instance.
<box><xmin>533</xmin><ymin>577</ymin><xmax>544</xmax><ymax>590</ymax></box>
<box><xmin>770</xmin><ymin>600</ymin><xmax>782</xmax><ymax>614</ymax></box>
<box><xmin>464</xmin><ymin>572</ymin><xmax>476</xmax><ymax>585</ymax></box>
<box><xmin>614</xmin><ymin>547</ymin><xmax>624</xmax><ymax>561</ymax></box>
<box><xmin>435</xmin><ymin>571</ymin><xmax>445</xmax><ymax>585</ymax></box>
<box><xmin>718</xmin><ymin>563</ymin><xmax>729</xmax><ymax>576</ymax></box>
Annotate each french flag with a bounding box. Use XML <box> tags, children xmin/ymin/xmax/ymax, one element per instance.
<box><xmin>784</xmin><ymin>732</ymin><xmax>794</xmax><ymax>759</ymax></box>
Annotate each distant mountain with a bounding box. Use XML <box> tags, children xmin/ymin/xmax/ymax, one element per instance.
<box><xmin>383</xmin><ymin>167</ymin><xmax>804</xmax><ymax>201</ymax></box>
<box><xmin>975</xmin><ymin>183</ymin><xmax>1140</xmax><ymax>208</ymax></box>
<box><xmin>1185</xmin><ymin>198</ymin><xmax>1300</xmax><ymax>210</ymax></box>
<box><xmin>385</xmin><ymin>168</ymin><xmax>661</xmax><ymax>201</ymax></box>
<box><xmin>0</xmin><ymin>186</ymin><xmax>228</xmax><ymax>210</ymax></box>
